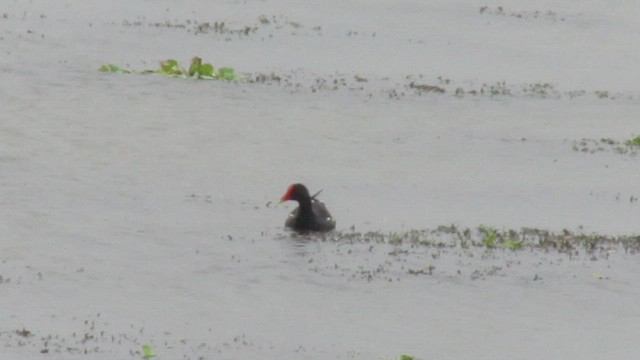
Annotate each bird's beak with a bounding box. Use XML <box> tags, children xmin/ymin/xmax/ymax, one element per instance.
<box><xmin>279</xmin><ymin>197</ymin><xmax>287</xmax><ymax>203</ymax></box>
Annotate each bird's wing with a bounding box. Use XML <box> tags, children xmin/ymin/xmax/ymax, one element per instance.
<box><xmin>285</xmin><ymin>207</ymin><xmax>299</xmax><ymax>228</ymax></box>
<box><xmin>311</xmin><ymin>200</ymin><xmax>336</xmax><ymax>230</ymax></box>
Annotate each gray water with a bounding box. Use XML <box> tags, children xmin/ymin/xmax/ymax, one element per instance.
<box><xmin>1</xmin><ymin>1</ymin><xmax>640</xmax><ymax>359</ymax></box>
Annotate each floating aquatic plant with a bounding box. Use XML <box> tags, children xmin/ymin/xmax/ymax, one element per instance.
<box><xmin>625</xmin><ymin>135</ymin><xmax>640</xmax><ymax>146</ymax></box>
<box><xmin>479</xmin><ymin>225</ymin><xmax>497</xmax><ymax>248</ymax></box>
<box><xmin>98</xmin><ymin>64</ymin><xmax>131</xmax><ymax>73</ymax></box>
<box><xmin>142</xmin><ymin>344</ymin><xmax>155</xmax><ymax>358</ymax></box>
<box><xmin>99</xmin><ymin>57</ymin><xmax>238</xmax><ymax>80</ymax></box>
<box><xmin>502</xmin><ymin>239</ymin><xmax>523</xmax><ymax>250</ymax></box>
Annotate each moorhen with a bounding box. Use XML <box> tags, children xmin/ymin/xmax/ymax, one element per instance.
<box><xmin>280</xmin><ymin>183</ymin><xmax>336</xmax><ymax>232</ymax></box>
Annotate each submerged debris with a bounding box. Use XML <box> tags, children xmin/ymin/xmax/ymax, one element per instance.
<box><xmin>572</xmin><ymin>138</ymin><xmax>639</xmax><ymax>156</ymax></box>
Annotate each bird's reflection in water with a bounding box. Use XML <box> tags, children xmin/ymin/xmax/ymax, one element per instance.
<box><xmin>279</xmin><ymin>230</ymin><xmax>331</xmax><ymax>258</ymax></box>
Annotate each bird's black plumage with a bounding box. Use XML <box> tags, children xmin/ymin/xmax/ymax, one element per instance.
<box><xmin>280</xmin><ymin>184</ymin><xmax>336</xmax><ymax>232</ymax></box>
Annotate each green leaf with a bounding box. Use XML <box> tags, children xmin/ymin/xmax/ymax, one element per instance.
<box><xmin>625</xmin><ymin>135</ymin><xmax>640</xmax><ymax>146</ymax></box>
<box><xmin>142</xmin><ymin>344</ymin><xmax>155</xmax><ymax>358</ymax></box>
<box><xmin>217</xmin><ymin>67</ymin><xmax>236</xmax><ymax>80</ymax></box>
<box><xmin>159</xmin><ymin>59</ymin><xmax>182</xmax><ymax>75</ymax></box>
<box><xmin>160</xmin><ymin>59</ymin><xmax>177</xmax><ymax>70</ymax></box>
<box><xmin>400</xmin><ymin>355</ymin><xmax>414</xmax><ymax>360</ymax></box>
<box><xmin>483</xmin><ymin>235</ymin><xmax>495</xmax><ymax>248</ymax></box>
<box><xmin>479</xmin><ymin>225</ymin><xmax>496</xmax><ymax>248</ymax></box>
<box><xmin>199</xmin><ymin>63</ymin><xmax>214</xmax><ymax>77</ymax></box>
<box><xmin>188</xmin><ymin>57</ymin><xmax>202</xmax><ymax>77</ymax></box>
<box><xmin>99</xmin><ymin>64</ymin><xmax>131</xmax><ymax>73</ymax></box>
<box><xmin>502</xmin><ymin>239</ymin><xmax>523</xmax><ymax>250</ymax></box>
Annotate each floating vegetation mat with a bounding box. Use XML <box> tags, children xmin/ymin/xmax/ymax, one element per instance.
<box><xmin>100</xmin><ymin>56</ymin><xmax>238</xmax><ymax>80</ymax></box>
<box><xmin>572</xmin><ymin>136</ymin><xmax>640</xmax><ymax>156</ymax></box>
<box><xmin>285</xmin><ymin>225</ymin><xmax>640</xmax><ymax>255</ymax></box>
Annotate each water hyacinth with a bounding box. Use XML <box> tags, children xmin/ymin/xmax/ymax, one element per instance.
<box><xmin>99</xmin><ymin>56</ymin><xmax>238</xmax><ymax>80</ymax></box>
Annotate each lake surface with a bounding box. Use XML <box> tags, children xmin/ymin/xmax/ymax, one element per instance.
<box><xmin>1</xmin><ymin>1</ymin><xmax>640</xmax><ymax>359</ymax></box>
